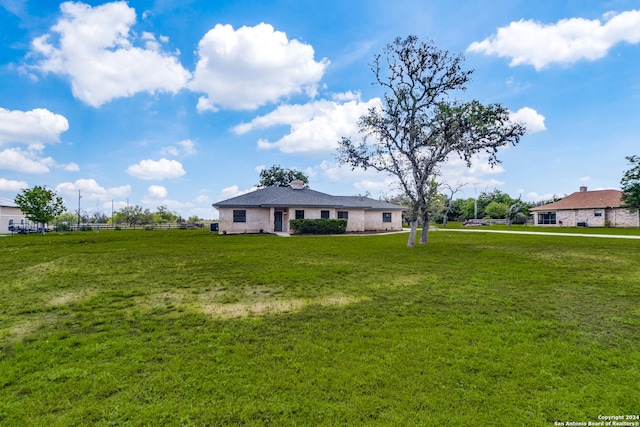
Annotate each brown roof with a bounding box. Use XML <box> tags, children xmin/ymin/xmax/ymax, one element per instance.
<box><xmin>531</xmin><ymin>189</ymin><xmax>623</xmax><ymax>211</ymax></box>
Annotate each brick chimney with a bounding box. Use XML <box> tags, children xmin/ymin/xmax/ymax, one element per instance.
<box><xmin>580</xmin><ymin>186</ymin><xmax>587</xmax><ymax>192</ymax></box>
<box><xmin>290</xmin><ymin>180</ymin><xmax>305</xmax><ymax>190</ymax></box>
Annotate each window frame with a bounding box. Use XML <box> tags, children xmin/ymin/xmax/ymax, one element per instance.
<box><xmin>537</xmin><ymin>211</ymin><xmax>556</xmax><ymax>225</ymax></box>
<box><xmin>233</xmin><ymin>209</ymin><xmax>247</xmax><ymax>223</ymax></box>
<box><xmin>337</xmin><ymin>211</ymin><xmax>348</xmax><ymax>220</ymax></box>
<box><xmin>382</xmin><ymin>212</ymin><xmax>392</xmax><ymax>223</ymax></box>
<box><xmin>321</xmin><ymin>210</ymin><xmax>330</xmax><ymax>219</ymax></box>
<box><xmin>295</xmin><ymin>210</ymin><xmax>305</xmax><ymax>219</ymax></box>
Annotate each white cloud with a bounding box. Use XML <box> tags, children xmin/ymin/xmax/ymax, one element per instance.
<box><xmin>353</xmin><ymin>177</ymin><xmax>401</xmax><ymax>195</ymax></box>
<box><xmin>55</xmin><ymin>178</ymin><xmax>131</xmax><ymax>201</ymax></box>
<box><xmin>467</xmin><ymin>10</ymin><xmax>640</xmax><ymax>69</ymax></box>
<box><xmin>147</xmin><ymin>185</ymin><xmax>168</xmax><ymax>198</ymax></box>
<box><xmin>525</xmin><ymin>192</ymin><xmax>560</xmax><ymax>202</ymax></box>
<box><xmin>0</xmin><ymin>147</ymin><xmax>50</xmax><ymax>173</ymax></box>
<box><xmin>160</xmin><ymin>146</ymin><xmax>179</xmax><ymax>156</ymax></box>
<box><xmin>178</xmin><ymin>139</ymin><xmax>196</xmax><ymax>155</ymax></box>
<box><xmin>0</xmin><ymin>177</ymin><xmax>28</xmax><ymax>192</ymax></box>
<box><xmin>140</xmin><ymin>196</ymin><xmax>192</xmax><ymax>212</ymax></box>
<box><xmin>509</xmin><ymin>107</ymin><xmax>546</xmax><ymax>133</ymax></box>
<box><xmin>160</xmin><ymin>139</ymin><xmax>197</xmax><ymax>157</ymax></box>
<box><xmin>440</xmin><ymin>153</ymin><xmax>506</xmax><ymax>190</ymax></box>
<box><xmin>64</xmin><ymin>162</ymin><xmax>80</xmax><ymax>172</ymax></box>
<box><xmin>0</xmin><ymin>107</ymin><xmax>69</xmax><ymax>147</ymax></box>
<box><xmin>29</xmin><ymin>1</ymin><xmax>191</xmax><ymax>107</ymax></box>
<box><xmin>190</xmin><ymin>22</ymin><xmax>329</xmax><ymax>111</ymax></box>
<box><xmin>332</xmin><ymin>91</ymin><xmax>362</xmax><ymax>102</ymax></box>
<box><xmin>310</xmin><ymin>160</ymin><xmax>400</xmax><ymax>197</ymax></box>
<box><xmin>127</xmin><ymin>158</ymin><xmax>186</xmax><ymax>180</ymax></box>
<box><xmin>218</xmin><ymin>185</ymin><xmax>258</xmax><ymax>200</ymax></box>
<box><xmin>235</xmin><ymin>98</ymin><xmax>381</xmax><ymax>154</ymax></box>
<box><xmin>1</xmin><ymin>0</ymin><xmax>27</xmax><ymax>16</ymax></box>
<box><xmin>0</xmin><ymin>146</ymin><xmax>79</xmax><ymax>174</ymax></box>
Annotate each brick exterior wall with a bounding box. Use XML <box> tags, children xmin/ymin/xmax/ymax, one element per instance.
<box><xmin>217</xmin><ymin>207</ymin><xmax>403</xmax><ymax>234</ymax></box>
<box><xmin>364</xmin><ymin>210</ymin><xmax>403</xmax><ymax>231</ymax></box>
<box><xmin>534</xmin><ymin>208</ymin><xmax>639</xmax><ymax>227</ymax></box>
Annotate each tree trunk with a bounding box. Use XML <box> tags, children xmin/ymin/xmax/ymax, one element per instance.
<box><xmin>407</xmin><ymin>220</ymin><xmax>418</xmax><ymax>247</ymax></box>
<box><xmin>419</xmin><ymin>214</ymin><xmax>429</xmax><ymax>245</ymax></box>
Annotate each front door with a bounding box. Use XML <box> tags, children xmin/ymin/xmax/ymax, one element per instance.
<box><xmin>274</xmin><ymin>211</ymin><xmax>283</xmax><ymax>232</ymax></box>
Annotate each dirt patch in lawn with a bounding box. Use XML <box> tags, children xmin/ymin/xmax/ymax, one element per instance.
<box><xmin>203</xmin><ymin>294</ymin><xmax>369</xmax><ymax>319</ymax></box>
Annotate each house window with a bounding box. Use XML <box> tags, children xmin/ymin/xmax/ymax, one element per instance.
<box><xmin>321</xmin><ymin>210</ymin><xmax>330</xmax><ymax>219</ymax></box>
<box><xmin>594</xmin><ymin>210</ymin><xmax>602</xmax><ymax>217</ymax></box>
<box><xmin>337</xmin><ymin>211</ymin><xmax>348</xmax><ymax>219</ymax></box>
<box><xmin>295</xmin><ymin>210</ymin><xmax>305</xmax><ymax>219</ymax></box>
<box><xmin>537</xmin><ymin>212</ymin><xmax>556</xmax><ymax>225</ymax></box>
<box><xmin>233</xmin><ymin>210</ymin><xmax>246</xmax><ymax>223</ymax></box>
<box><xmin>382</xmin><ymin>212</ymin><xmax>392</xmax><ymax>223</ymax></box>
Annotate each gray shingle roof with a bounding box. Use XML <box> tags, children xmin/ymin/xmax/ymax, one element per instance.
<box><xmin>213</xmin><ymin>187</ymin><xmax>405</xmax><ymax>210</ymax></box>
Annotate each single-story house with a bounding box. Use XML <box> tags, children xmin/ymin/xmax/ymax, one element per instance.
<box><xmin>213</xmin><ymin>180</ymin><xmax>406</xmax><ymax>234</ymax></box>
<box><xmin>530</xmin><ymin>186</ymin><xmax>639</xmax><ymax>227</ymax></box>
<box><xmin>0</xmin><ymin>197</ymin><xmax>28</xmax><ymax>234</ymax></box>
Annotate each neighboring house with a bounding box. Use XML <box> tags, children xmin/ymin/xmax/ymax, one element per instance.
<box><xmin>0</xmin><ymin>197</ymin><xmax>28</xmax><ymax>234</ymax></box>
<box><xmin>530</xmin><ymin>186</ymin><xmax>639</xmax><ymax>227</ymax></box>
<box><xmin>213</xmin><ymin>180</ymin><xmax>406</xmax><ymax>234</ymax></box>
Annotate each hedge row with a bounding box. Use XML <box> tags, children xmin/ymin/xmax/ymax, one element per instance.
<box><xmin>289</xmin><ymin>218</ymin><xmax>348</xmax><ymax>234</ymax></box>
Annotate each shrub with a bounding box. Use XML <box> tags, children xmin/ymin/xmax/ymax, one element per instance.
<box><xmin>55</xmin><ymin>222</ymin><xmax>71</xmax><ymax>232</ymax></box>
<box><xmin>289</xmin><ymin>218</ymin><xmax>347</xmax><ymax>234</ymax></box>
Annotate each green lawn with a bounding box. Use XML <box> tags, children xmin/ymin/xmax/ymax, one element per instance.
<box><xmin>1</xmin><ymin>229</ymin><xmax>639</xmax><ymax>426</ymax></box>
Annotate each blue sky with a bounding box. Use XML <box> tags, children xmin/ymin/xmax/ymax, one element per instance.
<box><xmin>1</xmin><ymin>0</ymin><xmax>639</xmax><ymax>219</ymax></box>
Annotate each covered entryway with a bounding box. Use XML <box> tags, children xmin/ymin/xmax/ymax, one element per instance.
<box><xmin>274</xmin><ymin>211</ymin><xmax>284</xmax><ymax>232</ymax></box>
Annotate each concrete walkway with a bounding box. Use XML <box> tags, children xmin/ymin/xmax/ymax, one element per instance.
<box><xmin>438</xmin><ymin>228</ymin><xmax>640</xmax><ymax>239</ymax></box>
<box><xmin>274</xmin><ymin>228</ymin><xmax>640</xmax><ymax>239</ymax></box>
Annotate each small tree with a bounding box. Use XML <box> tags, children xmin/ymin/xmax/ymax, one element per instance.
<box><xmin>54</xmin><ymin>212</ymin><xmax>78</xmax><ymax>231</ymax></box>
<box><xmin>484</xmin><ymin>201</ymin><xmax>509</xmax><ymax>219</ymax></box>
<box><xmin>258</xmin><ymin>165</ymin><xmax>309</xmax><ymax>188</ymax></box>
<box><xmin>621</xmin><ymin>155</ymin><xmax>640</xmax><ymax>211</ymax></box>
<box><xmin>337</xmin><ymin>36</ymin><xmax>526</xmax><ymax>247</ymax></box>
<box><xmin>14</xmin><ymin>186</ymin><xmax>66</xmax><ymax>233</ymax></box>
<box><xmin>156</xmin><ymin>205</ymin><xmax>180</xmax><ymax>223</ymax></box>
<box><xmin>119</xmin><ymin>205</ymin><xmax>143</xmax><ymax>229</ymax></box>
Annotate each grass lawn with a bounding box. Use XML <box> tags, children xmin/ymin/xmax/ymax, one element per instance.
<box><xmin>1</xmin><ymin>229</ymin><xmax>639</xmax><ymax>426</ymax></box>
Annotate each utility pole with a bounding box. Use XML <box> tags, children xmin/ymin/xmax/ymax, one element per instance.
<box><xmin>77</xmin><ymin>190</ymin><xmax>82</xmax><ymax>230</ymax></box>
<box><xmin>474</xmin><ymin>186</ymin><xmax>477</xmax><ymax>220</ymax></box>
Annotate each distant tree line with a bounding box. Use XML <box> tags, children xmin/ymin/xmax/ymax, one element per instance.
<box><xmin>387</xmin><ymin>189</ymin><xmax>565</xmax><ymax>226</ymax></box>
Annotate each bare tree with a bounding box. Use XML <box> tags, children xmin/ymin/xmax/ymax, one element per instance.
<box><xmin>506</xmin><ymin>200</ymin><xmax>523</xmax><ymax>227</ymax></box>
<box><xmin>441</xmin><ymin>183</ymin><xmax>466</xmax><ymax>228</ymax></box>
<box><xmin>337</xmin><ymin>36</ymin><xmax>527</xmax><ymax>246</ymax></box>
